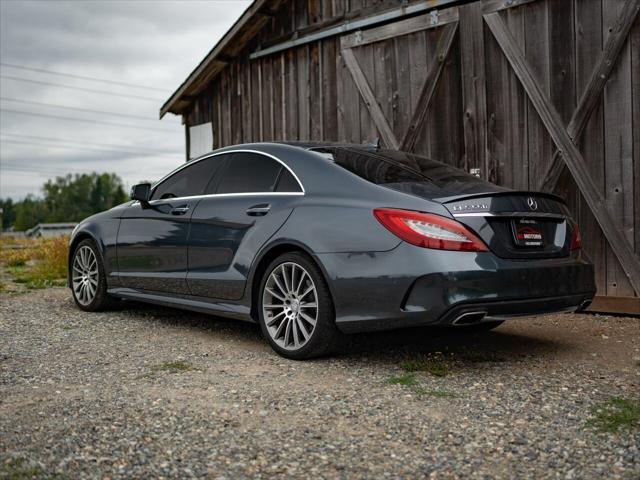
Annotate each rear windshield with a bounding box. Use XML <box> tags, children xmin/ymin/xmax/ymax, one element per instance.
<box><xmin>316</xmin><ymin>147</ymin><xmax>507</xmax><ymax>197</ymax></box>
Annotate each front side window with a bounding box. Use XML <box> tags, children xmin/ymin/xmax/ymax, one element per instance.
<box><xmin>151</xmin><ymin>156</ymin><xmax>224</xmax><ymax>200</ymax></box>
<box><xmin>216</xmin><ymin>152</ymin><xmax>283</xmax><ymax>194</ymax></box>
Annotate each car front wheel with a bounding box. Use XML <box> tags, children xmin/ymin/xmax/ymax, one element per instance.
<box><xmin>258</xmin><ymin>252</ymin><xmax>344</xmax><ymax>359</ymax></box>
<box><xmin>71</xmin><ymin>239</ymin><xmax>116</xmax><ymax>311</ymax></box>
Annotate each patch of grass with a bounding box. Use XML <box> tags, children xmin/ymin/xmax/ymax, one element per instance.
<box><xmin>0</xmin><ymin>288</ymin><xmax>29</xmax><ymax>297</ymax></box>
<box><xmin>0</xmin><ymin>458</ymin><xmax>42</xmax><ymax>480</ymax></box>
<box><xmin>385</xmin><ymin>374</ymin><xmax>458</xmax><ymax>399</ymax></box>
<box><xmin>0</xmin><ymin>238</ymin><xmax>34</xmax><ymax>267</ymax></box>
<box><xmin>150</xmin><ymin>361</ymin><xmax>194</xmax><ymax>374</ymax></box>
<box><xmin>461</xmin><ymin>351</ymin><xmax>506</xmax><ymax>363</ymax></box>
<box><xmin>1</xmin><ymin>236</ymin><xmax>68</xmax><ymax>289</ymax></box>
<box><xmin>2</xmin><ymin>246</ymin><xmax>31</xmax><ymax>268</ymax></box>
<box><xmin>12</xmin><ymin>272</ymin><xmax>66</xmax><ymax>289</ymax></box>
<box><xmin>6</xmin><ymin>265</ymin><xmax>25</xmax><ymax>277</ymax></box>
<box><xmin>587</xmin><ymin>397</ymin><xmax>640</xmax><ymax>433</ymax></box>
<box><xmin>386</xmin><ymin>373</ymin><xmax>418</xmax><ymax>387</ymax></box>
<box><xmin>385</xmin><ymin>373</ymin><xmax>425</xmax><ymax>397</ymax></box>
<box><xmin>0</xmin><ymin>457</ymin><xmax>69</xmax><ymax>480</ymax></box>
<box><xmin>401</xmin><ymin>356</ymin><xmax>451</xmax><ymax>377</ymax></box>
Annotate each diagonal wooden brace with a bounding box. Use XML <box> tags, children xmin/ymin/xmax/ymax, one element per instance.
<box><xmin>537</xmin><ymin>0</ymin><xmax>640</xmax><ymax>192</ymax></box>
<box><xmin>341</xmin><ymin>48</ymin><xmax>400</xmax><ymax>149</ymax></box>
<box><xmin>401</xmin><ymin>22</ymin><xmax>458</xmax><ymax>152</ymax></box>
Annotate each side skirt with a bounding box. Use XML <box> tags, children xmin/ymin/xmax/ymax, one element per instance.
<box><xmin>107</xmin><ymin>288</ymin><xmax>255</xmax><ymax>322</ymax></box>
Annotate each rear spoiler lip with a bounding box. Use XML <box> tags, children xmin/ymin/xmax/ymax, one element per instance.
<box><xmin>434</xmin><ymin>190</ymin><xmax>567</xmax><ymax>205</ymax></box>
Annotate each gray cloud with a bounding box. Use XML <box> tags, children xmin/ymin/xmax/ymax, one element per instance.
<box><xmin>1</xmin><ymin>0</ymin><xmax>251</xmax><ymax>199</ymax></box>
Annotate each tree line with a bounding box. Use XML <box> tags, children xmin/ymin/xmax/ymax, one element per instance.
<box><xmin>1</xmin><ymin>173</ymin><xmax>128</xmax><ymax>231</ymax></box>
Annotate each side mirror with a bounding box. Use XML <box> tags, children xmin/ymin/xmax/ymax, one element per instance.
<box><xmin>130</xmin><ymin>183</ymin><xmax>151</xmax><ymax>205</ymax></box>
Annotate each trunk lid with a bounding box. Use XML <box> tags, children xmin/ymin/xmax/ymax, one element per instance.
<box><xmin>439</xmin><ymin>191</ymin><xmax>571</xmax><ymax>259</ymax></box>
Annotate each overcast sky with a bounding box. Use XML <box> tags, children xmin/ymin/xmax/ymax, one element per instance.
<box><xmin>0</xmin><ymin>0</ymin><xmax>251</xmax><ymax>200</ymax></box>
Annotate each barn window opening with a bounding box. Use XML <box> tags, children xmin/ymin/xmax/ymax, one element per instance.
<box><xmin>188</xmin><ymin>122</ymin><xmax>213</xmax><ymax>160</ymax></box>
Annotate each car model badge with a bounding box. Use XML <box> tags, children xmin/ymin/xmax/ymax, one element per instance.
<box><xmin>527</xmin><ymin>197</ymin><xmax>538</xmax><ymax>210</ymax></box>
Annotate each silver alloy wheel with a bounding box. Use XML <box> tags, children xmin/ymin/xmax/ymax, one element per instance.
<box><xmin>262</xmin><ymin>261</ymin><xmax>318</xmax><ymax>351</ymax></box>
<box><xmin>72</xmin><ymin>245</ymin><xmax>99</xmax><ymax>306</ymax></box>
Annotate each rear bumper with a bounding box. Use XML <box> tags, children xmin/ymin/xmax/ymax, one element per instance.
<box><xmin>433</xmin><ymin>293</ymin><xmax>592</xmax><ymax>325</ymax></box>
<box><xmin>338</xmin><ymin>293</ymin><xmax>594</xmax><ymax>333</ymax></box>
<box><xmin>315</xmin><ymin>243</ymin><xmax>596</xmax><ymax>334</ymax></box>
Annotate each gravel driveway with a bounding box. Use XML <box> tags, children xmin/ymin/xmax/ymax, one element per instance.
<box><xmin>1</xmin><ymin>288</ymin><xmax>638</xmax><ymax>479</ymax></box>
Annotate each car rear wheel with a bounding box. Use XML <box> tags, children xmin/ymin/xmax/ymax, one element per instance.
<box><xmin>258</xmin><ymin>252</ymin><xmax>344</xmax><ymax>359</ymax></box>
<box><xmin>71</xmin><ymin>239</ymin><xmax>117</xmax><ymax>311</ymax></box>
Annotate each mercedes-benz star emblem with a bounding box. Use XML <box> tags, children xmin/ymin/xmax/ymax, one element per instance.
<box><xmin>527</xmin><ymin>197</ymin><xmax>538</xmax><ymax>210</ymax></box>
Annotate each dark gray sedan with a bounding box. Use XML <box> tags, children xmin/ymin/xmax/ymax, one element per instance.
<box><xmin>68</xmin><ymin>142</ymin><xmax>595</xmax><ymax>359</ymax></box>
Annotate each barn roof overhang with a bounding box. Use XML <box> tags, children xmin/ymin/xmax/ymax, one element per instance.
<box><xmin>160</xmin><ymin>0</ymin><xmax>280</xmax><ymax>118</ymax></box>
<box><xmin>160</xmin><ymin>0</ymin><xmax>466</xmax><ymax>119</ymax></box>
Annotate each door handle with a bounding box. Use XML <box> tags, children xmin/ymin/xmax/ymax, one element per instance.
<box><xmin>171</xmin><ymin>205</ymin><xmax>190</xmax><ymax>215</ymax></box>
<box><xmin>246</xmin><ymin>204</ymin><xmax>271</xmax><ymax>216</ymax></box>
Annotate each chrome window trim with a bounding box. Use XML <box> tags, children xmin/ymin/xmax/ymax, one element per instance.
<box><xmin>149</xmin><ymin>148</ymin><xmax>305</xmax><ymax>199</ymax></box>
<box><xmin>132</xmin><ymin>191</ymin><xmax>304</xmax><ymax>207</ymax></box>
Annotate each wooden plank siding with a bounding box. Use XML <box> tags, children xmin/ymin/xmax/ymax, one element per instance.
<box><xmin>321</xmin><ymin>37</ymin><xmax>338</xmax><ymax>139</ymax></box>
<box><xmin>603</xmin><ymin>0</ymin><xmax>636</xmax><ymax>297</ymax></box>
<box><xmin>633</xmin><ymin>9</ymin><xmax>640</xmax><ymax>259</ymax></box>
<box><xmin>459</xmin><ymin>3</ymin><xmax>489</xmax><ymax>176</ymax></box>
<box><xmin>180</xmin><ymin>0</ymin><xmax>640</xmax><ymax>304</ymax></box>
<box><xmin>546</xmin><ymin>0</ymin><xmax>576</xmax><ymax>212</ymax></box>
<box><xmin>572</xmin><ymin>0</ymin><xmax>606</xmax><ymax>294</ymax></box>
<box><xmin>484</xmin><ymin>5</ymin><xmax>528</xmax><ymax>189</ymax></box>
<box><xmin>523</xmin><ymin>0</ymin><xmax>551</xmax><ymax>192</ymax></box>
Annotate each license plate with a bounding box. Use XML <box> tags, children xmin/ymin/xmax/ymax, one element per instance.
<box><xmin>511</xmin><ymin>218</ymin><xmax>544</xmax><ymax>247</ymax></box>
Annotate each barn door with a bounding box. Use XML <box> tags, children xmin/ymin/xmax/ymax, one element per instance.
<box><xmin>337</xmin><ymin>0</ymin><xmax>640</xmax><ymax>301</ymax></box>
<box><xmin>481</xmin><ymin>0</ymin><xmax>640</xmax><ymax>299</ymax></box>
<box><xmin>337</xmin><ymin>8</ymin><xmax>464</xmax><ymax>169</ymax></box>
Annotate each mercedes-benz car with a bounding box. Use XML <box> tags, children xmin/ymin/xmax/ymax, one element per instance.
<box><xmin>68</xmin><ymin>142</ymin><xmax>596</xmax><ymax>359</ymax></box>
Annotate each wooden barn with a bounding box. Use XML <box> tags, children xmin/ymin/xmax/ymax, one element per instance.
<box><xmin>160</xmin><ymin>0</ymin><xmax>640</xmax><ymax>314</ymax></box>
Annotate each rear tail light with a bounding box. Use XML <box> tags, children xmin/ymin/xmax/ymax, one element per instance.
<box><xmin>570</xmin><ymin>220</ymin><xmax>582</xmax><ymax>250</ymax></box>
<box><xmin>373</xmin><ymin>208</ymin><xmax>488</xmax><ymax>252</ymax></box>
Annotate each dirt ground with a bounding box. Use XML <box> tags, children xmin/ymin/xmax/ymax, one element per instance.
<box><xmin>1</xmin><ymin>287</ymin><xmax>638</xmax><ymax>479</ymax></box>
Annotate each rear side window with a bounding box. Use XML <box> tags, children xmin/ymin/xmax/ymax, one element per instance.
<box><xmin>323</xmin><ymin>148</ymin><xmax>425</xmax><ymax>184</ymax></box>
<box><xmin>318</xmin><ymin>147</ymin><xmax>507</xmax><ymax>196</ymax></box>
<box><xmin>275</xmin><ymin>169</ymin><xmax>302</xmax><ymax>192</ymax></box>
<box><xmin>151</xmin><ymin>156</ymin><xmax>224</xmax><ymax>200</ymax></box>
<box><xmin>216</xmin><ymin>152</ymin><xmax>282</xmax><ymax>194</ymax></box>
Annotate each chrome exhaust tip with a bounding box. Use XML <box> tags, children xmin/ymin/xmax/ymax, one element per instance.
<box><xmin>452</xmin><ymin>311</ymin><xmax>487</xmax><ymax>326</ymax></box>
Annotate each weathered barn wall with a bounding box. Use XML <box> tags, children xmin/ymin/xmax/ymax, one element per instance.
<box><xmin>183</xmin><ymin>0</ymin><xmax>640</xmax><ymax>302</ymax></box>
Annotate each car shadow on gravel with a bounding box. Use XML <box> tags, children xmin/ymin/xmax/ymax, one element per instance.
<box><xmin>113</xmin><ymin>299</ymin><xmax>570</xmax><ymax>364</ymax></box>
<box><xmin>344</xmin><ymin>325</ymin><xmax>570</xmax><ymax>363</ymax></box>
<box><xmin>114</xmin><ymin>299</ymin><xmax>264</xmax><ymax>338</ymax></box>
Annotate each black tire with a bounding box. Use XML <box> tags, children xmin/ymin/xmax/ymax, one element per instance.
<box><xmin>70</xmin><ymin>239</ymin><xmax>118</xmax><ymax>311</ymax></box>
<box><xmin>257</xmin><ymin>252</ymin><xmax>345</xmax><ymax>360</ymax></box>
<box><xmin>458</xmin><ymin>320</ymin><xmax>504</xmax><ymax>333</ymax></box>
